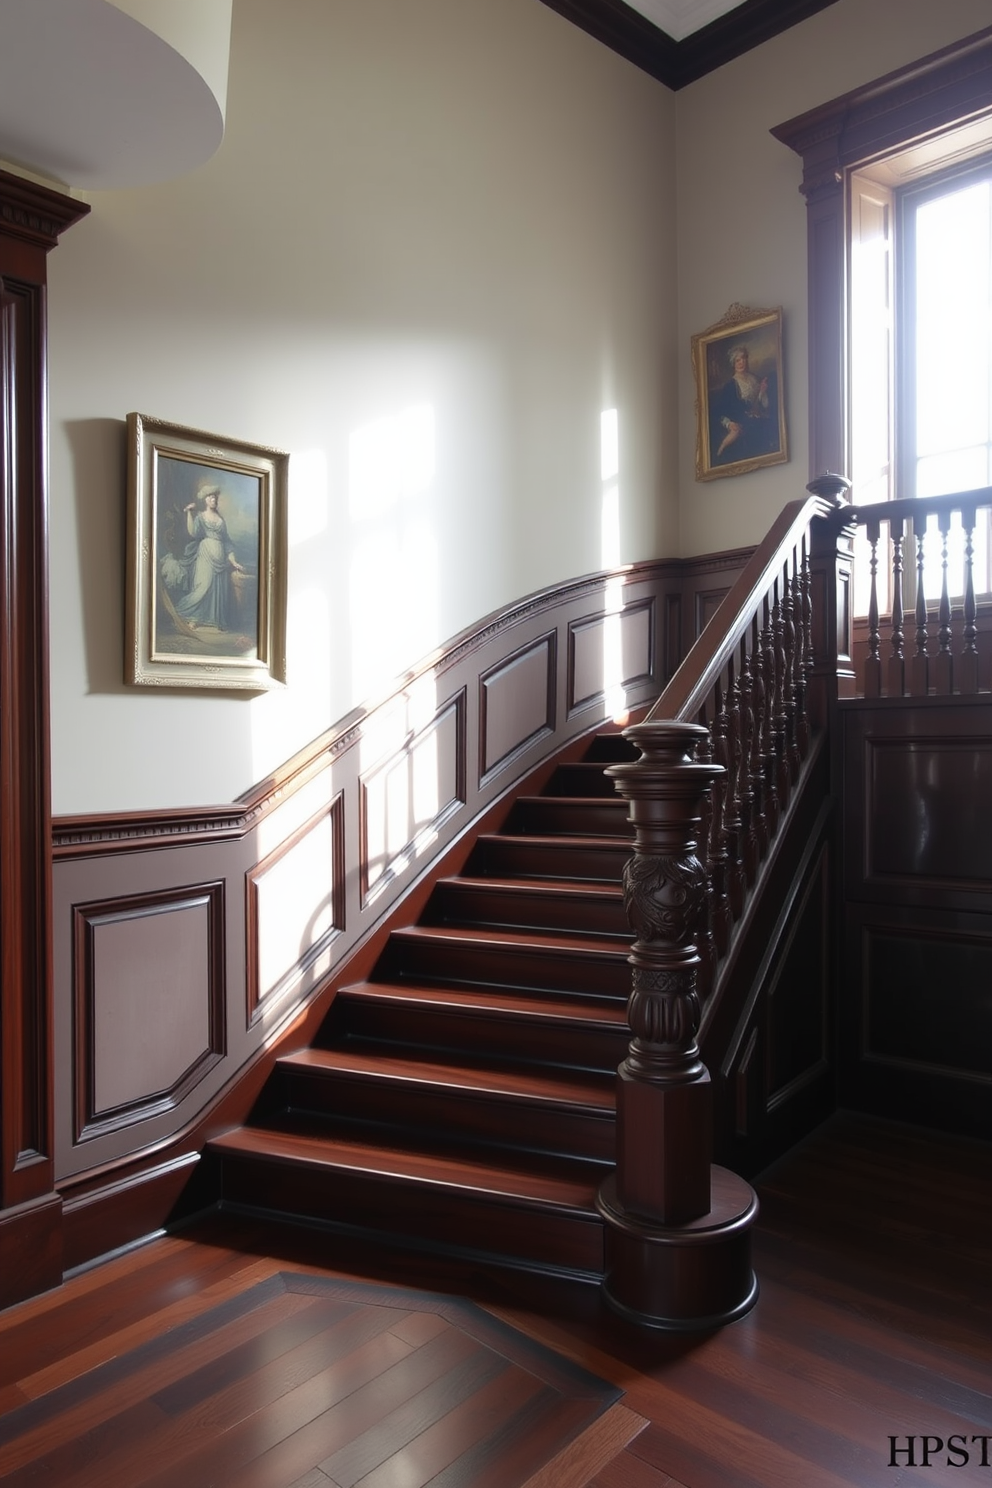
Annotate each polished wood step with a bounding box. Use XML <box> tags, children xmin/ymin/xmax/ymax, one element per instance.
<box><xmin>505</xmin><ymin>796</ymin><xmax>632</xmax><ymax>838</ymax></box>
<box><xmin>212</xmin><ymin>1125</ymin><xmax>606</xmax><ymax>1276</ymax></box>
<box><xmin>467</xmin><ymin>831</ymin><xmax>632</xmax><ymax>883</ymax></box>
<box><xmin>273</xmin><ymin>1046</ymin><xmax>616</xmax><ymax>1162</ymax></box>
<box><xmin>424</xmin><ymin>875</ymin><xmax>629</xmax><ymax>939</ymax></box>
<box><xmin>545</xmin><ymin>761</ymin><xmax>623</xmax><ymax>797</ymax></box>
<box><xmin>326</xmin><ymin>980</ymin><xmax>631</xmax><ymax>1071</ymax></box>
<box><xmin>377</xmin><ymin>924</ymin><xmax>632</xmax><ymax>996</ymax></box>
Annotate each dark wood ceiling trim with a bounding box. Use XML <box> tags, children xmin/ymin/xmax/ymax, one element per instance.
<box><xmin>539</xmin><ymin>0</ymin><xmax>840</xmax><ymax>90</ymax></box>
<box><xmin>540</xmin><ymin>0</ymin><xmax>679</xmax><ymax>88</ymax></box>
<box><xmin>675</xmin><ymin>0</ymin><xmax>839</xmax><ymax>87</ymax></box>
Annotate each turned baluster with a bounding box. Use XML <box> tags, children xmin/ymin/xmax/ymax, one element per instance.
<box><xmin>933</xmin><ymin>509</ymin><xmax>953</xmax><ymax>694</ymax></box>
<box><xmin>706</xmin><ymin>687</ymin><xmax>732</xmax><ymax>960</ymax></box>
<box><xmin>781</xmin><ymin>560</ymin><xmax>800</xmax><ymax>785</ymax></box>
<box><xmin>887</xmin><ymin>517</ymin><xmax>905</xmax><ymax>697</ymax></box>
<box><xmin>693</xmin><ymin>705</ymin><xmax>718</xmax><ymax>1000</ymax></box>
<box><xmin>724</xmin><ymin>652</ymin><xmax>746</xmax><ymax>920</ymax></box>
<box><xmin>763</xmin><ymin>590</ymin><xmax>782</xmax><ymax>836</ymax></box>
<box><xmin>864</xmin><ymin>515</ymin><xmax>882</xmax><ymax>698</ymax></box>
<box><xmin>959</xmin><ymin>503</ymin><xmax>978</xmax><ymax>694</ymax></box>
<box><xmin>737</xmin><ymin>633</ymin><xmax>758</xmax><ymax>886</ymax></box>
<box><xmin>749</xmin><ymin>613</ymin><xmax>769</xmax><ymax>860</ymax></box>
<box><xmin>795</xmin><ymin>535</ymin><xmax>812</xmax><ymax>757</ymax></box>
<box><xmin>910</xmin><ymin>514</ymin><xmax>929</xmax><ymax>698</ymax></box>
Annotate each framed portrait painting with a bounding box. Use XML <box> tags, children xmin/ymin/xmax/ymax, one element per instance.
<box><xmin>692</xmin><ymin>304</ymin><xmax>788</xmax><ymax>482</ymax></box>
<box><xmin>125</xmin><ymin>413</ymin><xmax>288</xmax><ymax>689</ymax></box>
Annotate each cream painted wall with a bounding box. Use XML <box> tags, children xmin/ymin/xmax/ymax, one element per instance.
<box><xmin>47</xmin><ymin>0</ymin><xmax>678</xmax><ymax>813</ymax></box>
<box><xmin>674</xmin><ymin>0</ymin><xmax>992</xmax><ymax>557</ymax></box>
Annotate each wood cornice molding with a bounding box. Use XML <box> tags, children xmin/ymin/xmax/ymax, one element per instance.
<box><xmin>0</xmin><ymin>169</ymin><xmax>89</xmax><ymax>249</ymax></box>
<box><xmin>772</xmin><ymin>24</ymin><xmax>992</xmax><ymax>174</ymax></box>
<box><xmin>539</xmin><ymin>0</ymin><xmax>839</xmax><ymax>90</ymax></box>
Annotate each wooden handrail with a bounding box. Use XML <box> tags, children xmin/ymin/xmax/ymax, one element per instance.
<box><xmin>648</xmin><ymin>491</ymin><xmax>835</xmax><ymax>723</ymax></box>
<box><xmin>844</xmin><ymin>484</ymin><xmax>992</xmax><ymax>529</ymax></box>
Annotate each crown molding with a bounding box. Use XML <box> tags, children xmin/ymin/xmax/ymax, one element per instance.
<box><xmin>539</xmin><ymin>0</ymin><xmax>839</xmax><ymax>89</ymax></box>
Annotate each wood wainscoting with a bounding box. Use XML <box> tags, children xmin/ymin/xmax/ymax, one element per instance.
<box><xmin>840</xmin><ymin>695</ymin><xmax>992</xmax><ymax>1139</ymax></box>
<box><xmin>43</xmin><ymin>546</ymin><xmax>750</xmax><ymax>1285</ymax></box>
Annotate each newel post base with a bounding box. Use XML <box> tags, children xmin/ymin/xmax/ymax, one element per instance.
<box><xmin>597</xmin><ymin>720</ymin><xmax>758</xmax><ymax>1330</ymax></box>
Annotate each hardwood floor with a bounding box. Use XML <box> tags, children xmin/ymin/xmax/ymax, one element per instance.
<box><xmin>1</xmin><ymin>1111</ymin><xmax>989</xmax><ymax>1487</ymax></box>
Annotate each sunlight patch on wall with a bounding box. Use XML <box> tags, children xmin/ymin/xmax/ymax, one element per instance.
<box><xmin>288</xmin><ymin>448</ymin><xmax>329</xmax><ymax>547</ymax></box>
<box><xmin>601</xmin><ymin>408</ymin><xmax>627</xmax><ymax>724</ymax></box>
<box><xmin>250</xmin><ymin>586</ymin><xmax>331</xmax><ymax>794</ymax></box>
<box><xmin>349</xmin><ymin>402</ymin><xmax>439</xmax><ymax>703</ymax></box>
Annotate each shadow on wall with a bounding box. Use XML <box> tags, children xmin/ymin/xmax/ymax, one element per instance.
<box><xmin>63</xmin><ymin>418</ymin><xmax>130</xmax><ymax>698</ymax></box>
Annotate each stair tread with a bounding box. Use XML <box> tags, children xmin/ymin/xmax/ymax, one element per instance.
<box><xmin>438</xmin><ymin>875</ymin><xmax>624</xmax><ymax>900</ymax></box>
<box><xmin>390</xmin><ymin>923</ymin><xmax>629</xmax><ymax>957</ymax></box>
<box><xmin>476</xmin><ymin>831</ymin><xmax>632</xmax><ymax>849</ymax></box>
<box><xmin>338</xmin><ymin>980</ymin><xmax>629</xmax><ymax>1024</ymax></box>
<box><xmin>279</xmin><ymin>1045</ymin><xmax>616</xmax><ymax>1108</ymax></box>
<box><xmin>212</xmin><ymin>1124</ymin><xmax>602</xmax><ymax>1211</ymax></box>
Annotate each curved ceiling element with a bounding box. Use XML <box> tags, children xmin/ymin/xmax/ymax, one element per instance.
<box><xmin>0</xmin><ymin>0</ymin><xmax>231</xmax><ymax>190</ymax></box>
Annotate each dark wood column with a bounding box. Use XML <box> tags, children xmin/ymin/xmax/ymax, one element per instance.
<box><xmin>0</xmin><ymin>170</ymin><xmax>88</xmax><ymax>1307</ymax></box>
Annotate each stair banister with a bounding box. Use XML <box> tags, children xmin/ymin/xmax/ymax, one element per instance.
<box><xmin>598</xmin><ymin>477</ymin><xmax>848</xmax><ymax>1330</ymax></box>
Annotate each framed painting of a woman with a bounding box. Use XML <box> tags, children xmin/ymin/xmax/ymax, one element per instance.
<box><xmin>125</xmin><ymin>414</ymin><xmax>288</xmax><ymax>689</ymax></box>
<box><xmin>692</xmin><ymin>304</ymin><xmax>788</xmax><ymax>481</ymax></box>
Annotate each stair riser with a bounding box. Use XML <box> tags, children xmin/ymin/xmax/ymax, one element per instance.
<box><xmin>278</xmin><ymin>1065</ymin><xmax>617</xmax><ymax>1162</ymax></box>
<box><xmin>379</xmin><ymin>935</ymin><xmax>632</xmax><ymax>997</ymax></box>
<box><xmin>218</xmin><ymin>1152</ymin><xmax>605</xmax><ymax>1276</ymax></box>
<box><xmin>506</xmin><ymin>800</ymin><xmax>631</xmax><ymax>838</ymax></box>
<box><xmin>425</xmin><ymin>883</ymin><xmax>629</xmax><ymax>938</ymax></box>
<box><xmin>468</xmin><ymin>838</ymin><xmax>631</xmax><ymax>883</ymax></box>
<box><xmin>329</xmin><ymin>996</ymin><xmax>631</xmax><ymax>1072</ymax></box>
<box><xmin>545</xmin><ymin>763</ymin><xmax>620</xmax><ymax>798</ymax></box>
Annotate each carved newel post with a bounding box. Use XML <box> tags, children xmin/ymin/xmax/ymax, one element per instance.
<box><xmin>596</xmin><ymin>721</ymin><xmax>758</xmax><ymax>1330</ymax></box>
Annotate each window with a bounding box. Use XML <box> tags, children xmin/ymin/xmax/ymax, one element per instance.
<box><xmin>849</xmin><ymin>145</ymin><xmax>992</xmax><ymax>611</ymax></box>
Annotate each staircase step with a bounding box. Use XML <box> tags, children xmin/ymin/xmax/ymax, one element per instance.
<box><xmin>505</xmin><ymin>796</ymin><xmax>632</xmax><ymax>838</ymax></box>
<box><xmin>211</xmin><ymin>1124</ymin><xmax>606</xmax><ymax>1276</ymax></box>
<box><xmin>581</xmin><ymin>732</ymin><xmax>639</xmax><ymax>763</ymax></box>
<box><xmin>467</xmin><ymin>832</ymin><xmax>631</xmax><ymax>883</ymax></box>
<box><xmin>545</xmin><ymin>761</ymin><xmax>621</xmax><ymax>798</ymax></box>
<box><xmin>424</xmin><ymin>875</ymin><xmax>629</xmax><ymax>938</ymax></box>
<box><xmin>325</xmin><ymin>980</ymin><xmax>631</xmax><ymax>1072</ymax></box>
<box><xmin>376</xmin><ymin>924</ymin><xmax>632</xmax><ymax>997</ymax></box>
<box><xmin>274</xmin><ymin>1045</ymin><xmax>616</xmax><ymax>1161</ymax></box>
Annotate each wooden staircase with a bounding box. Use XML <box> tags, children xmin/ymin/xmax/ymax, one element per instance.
<box><xmin>209</xmin><ymin>730</ymin><xmax>639</xmax><ymax>1279</ymax></box>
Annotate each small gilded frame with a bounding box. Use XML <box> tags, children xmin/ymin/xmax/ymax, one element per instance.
<box><xmin>692</xmin><ymin>304</ymin><xmax>788</xmax><ymax>482</ymax></box>
<box><xmin>125</xmin><ymin>413</ymin><xmax>288</xmax><ymax>690</ymax></box>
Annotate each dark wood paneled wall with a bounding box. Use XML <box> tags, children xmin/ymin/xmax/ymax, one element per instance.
<box><xmin>0</xmin><ymin>172</ymin><xmax>87</xmax><ymax>1308</ymax></box>
<box><xmin>840</xmin><ymin>697</ymin><xmax>992</xmax><ymax>1138</ymax></box>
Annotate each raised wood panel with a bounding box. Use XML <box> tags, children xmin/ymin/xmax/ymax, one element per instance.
<box><xmin>861</xmin><ymin>921</ymin><xmax>992</xmax><ymax>1083</ymax></box>
<box><xmin>843</xmin><ymin>699</ymin><xmax>992</xmax><ymax>908</ymax></box>
<box><xmin>362</xmin><ymin>691</ymin><xmax>466</xmax><ymax>904</ymax></box>
<box><xmin>765</xmin><ymin>846</ymin><xmax>830</xmax><ymax>1110</ymax></box>
<box><xmin>866</xmin><ymin>738</ymin><xmax>992</xmax><ymax>884</ymax></box>
<box><xmin>567</xmin><ymin>600</ymin><xmax>654</xmax><ymax>715</ymax></box>
<box><xmin>481</xmin><ymin>635</ymin><xmax>555</xmax><ymax>781</ymax></box>
<box><xmin>247</xmin><ymin>796</ymin><xmax>345</xmax><ymax>1027</ymax></box>
<box><xmin>843</xmin><ymin>907</ymin><xmax>992</xmax><ymax>1138</ymax></box>
<box><xmin>72</xmin><ymin>884</ymin><xmax>226</xmax><ymax>1143</ymax></box>
<box><xmin>694</xmin><ymin>587</ymin><xmax>731</xmax><ymax>638</ymax></box>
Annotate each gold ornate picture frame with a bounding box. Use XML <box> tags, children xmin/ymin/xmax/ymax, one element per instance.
<box><xmin>692</xmin><ymin>304</ymin><xmax>788</xmax><ymax>482</ymax></box>
<box><xmin>125</xmin><ymin>413</ymin><xmax>288</xmax><ymax>690</ymax></box>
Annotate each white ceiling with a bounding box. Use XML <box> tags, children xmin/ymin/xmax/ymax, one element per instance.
<box><xmin>0</xmin><ymin>0</ymin><xmax>229</xmax><ymax>189</ymax></box>
<box><xmin>621</xmin><ymin>0</ymin><xmax>748</xmax><ymax>43</ymax></box>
